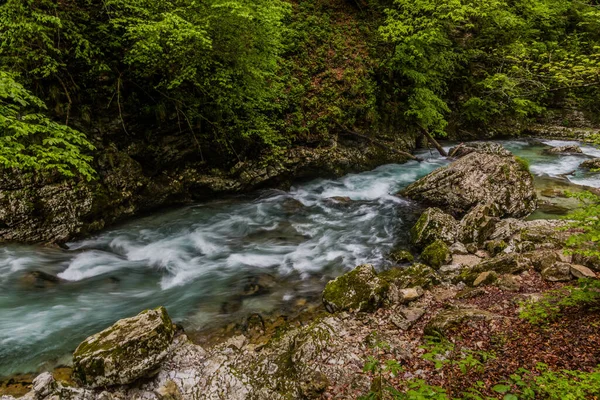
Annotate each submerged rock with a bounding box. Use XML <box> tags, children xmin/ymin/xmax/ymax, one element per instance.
<box><xmin>322</xmin><ymin>264</ymin><xmax>388</xmax><ymax>313</ymax></box>
<box><xmin>19</xmin><ymin>270</ymin><xmax>65</xmax><ymax>289</ymax></box>
<box><xmin>410</xmin><ymin>207</ymin><xmax>457</xmax><ymax>250</ymax></box>
<box><xmin>73</xmin><ymin>306</ymin><xmax>175</xmax><ymax>388</ymax></box>
<box><xmin>401</xmin><ymin>152</ymin><xmax>537</xmax><ymax>218</ymax></box>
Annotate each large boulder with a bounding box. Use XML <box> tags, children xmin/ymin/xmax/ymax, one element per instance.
<box><xmin>449</xmin><ymin>142</ymin><xmax>512</xmax><ymax>158</ymax></box>
<box><xmin>322</xmin><ymin>264</ymin><xmax>388</xmax><ymax>313</ymax></box>
<box><xmin>73</xmin><ymin>307</ymin><xmax>175</xmax><ymax>388</ymax></box>
<box><xmin>410</xmin><ymin>207</ymin><xmax>458</xmax><ymax>250</ymax></box>
<box><xmin>401</xmin><ymin>152</ymin><xmax>537</xmax><ymax>218</ymax></box>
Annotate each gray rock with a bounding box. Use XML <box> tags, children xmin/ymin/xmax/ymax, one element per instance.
<box><xmin>543</xmin><ymin>145</ymin><xmax>582</xmax><ymax>154</ymax></box>
<box><xmin>32</xmin><ymin>372</ymin><xmax>55</xmax><ymax>398</ymax></box>
<box><xmin>473</xmin><ymin>271</ymin><xmax>498</xmax><ymax>287</ymax></box>
<box><xmin>449</xmin><ymin>242</ymin><xmax>469</xmax><ymax>255</ymax></box>
<box><xmin>401</xmin><ymin>152</ymin><xmax>537</xmax><ymax>218</ymax></box>
<box><xmin>410</xmin><ymin>208</ymin><xmax>458</xmax><ymax>250</ymax></box>
<box><xmin>322</xmin><ymin>264</ymin><xmax>388</xmax><ymax>313</ymax></box>
<box><xmin>570</xmin><ymin>264</ymin><xmax>597</xmax><ymax>279</ymax></box>
<box><xmin>580</xmin><ymin>158</ymin><xmax>600</xmax><ymax>170</ymax></box>
<box><xmin>73</xmin><ymin>306</ymin><xmax>175</xmax><ymax>388</ymax></box>
<box><xmin>541</xmin><ymin>262</ymin><xmax>573</xmax><ymax>282</ymax></box>
<box><xmin>458</xmin><ymin>203</ymin><xmax>500</xmax><ymax>245</ymax></box>
<box><xmin>449</xmin><ymin>142</ymin><xmax>512</xmax><ymax>158</ymax></box>
<box><xmin>424</xmin><ymin>307</ymin><xmax>500</xmax><ymax>337</ymax></box>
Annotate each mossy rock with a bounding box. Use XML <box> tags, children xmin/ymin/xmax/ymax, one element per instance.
<box><xmin>73</xmin><ymin>306</ymin><xmax>175</xmax><ymax>388</ymax></box>
<box><xmin>388</xmin><ymin>249</ymin><xmax>414</xmax><ymax>264</ymax></box>
<box><xmin>484</xmin><ymin>240</ymin><xmax>508</xmax><ymax>257</ymax></box>
<box><xmin>458</xmin><ymin>203</ymin><xmax>499</xmax><ymax>245</ymax></box>
<box><xmin>322</xmin><ymin>264</ymin><xmax>388</xmax><ymax>313</ymax></box>
<box><xmin>379</xmin><ymin>263</ymin><xmax>441</xmax><ymax>290</ymax></box>
<box><xmin>420</xmin><ymin>240</ymin><xmax>451</xmax><ymax>269</ymax></box>
<box><xmin>410</xmin><ymin>208</ymin><xmax>458</xmax><ymax>250</ymax></box>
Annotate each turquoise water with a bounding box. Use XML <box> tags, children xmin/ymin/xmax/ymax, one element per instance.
<box><xmin>0</xmin><ymin>139</ymin><xmax>598</xmax><ymax>376</ymax></box>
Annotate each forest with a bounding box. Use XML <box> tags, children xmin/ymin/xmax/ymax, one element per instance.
<box><xmin>1</xmin><ymin>0</ymin><xmax>599</xmax><ymax>178</ymax></box>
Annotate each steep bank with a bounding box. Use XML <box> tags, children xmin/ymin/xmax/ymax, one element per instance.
<box><xmin>0</xmin><ymin>134</ymin><xmax>416</xmax><ymax>244</ymax></box>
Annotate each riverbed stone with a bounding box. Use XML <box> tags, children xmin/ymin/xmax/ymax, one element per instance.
<box><xmin>73</xmin><ymin>306</ymin><xmax>175</xmax><ymax>388</ymax></box>
<box><xmin>420</xmin><ymin>240</ymin><xmax>452</xmax><ymax>269</ymax></box>
<box><xmin>410</xmin><ymin>207</ymin><xmax>458</xmax><ymax>249</ymax></box>
<box><xmin>541</xmin><ymin>262</ymin><xmax>573</xmax><ymax>282</ymax></box>
<box><xmin>401</xmin><ymin>151</ymin><xmax>537</xmax><ymax>218</ymax></box>
<box><xmin>322</xmin><ymin>264</ymin><xmax>388</xmax><ymax>313</ymax></box>
<box><xmin>19</xmin><ymin>270</ymin><xmax>65</xmax><ymax>289</ymax></box>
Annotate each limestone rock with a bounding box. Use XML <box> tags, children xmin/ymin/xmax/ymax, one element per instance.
<box><xmin>458</xmin><ymin>203</ymin><xmax>500</xmax><ymax>245</ymax></box>
<box><xmin>448</xmin><ymin>142</ymin><xmax>512</xmax><ymax>158</ymax></box>
<box><xmin>397</xmin><ymin>287</ymin><xmax>424</xmax><ymax>304</ymax></box>
<box><xmin>420</xmin><ymin>240</ymin><xmax>452</xmax><ymax>269</ymax></box>
<box><xmin>473</xmin><ymin>271</ymin><xmax>498</xmax><ymax>287</ymax></box>
<box><xmin>570</xmin><ymin>264</ymin><xmax>597</xmax><ymax>279</ymax></box>
<box><xmin>580</xmin><ymin>158</ymin><xmax>600</xmax><ymax>170</ymax></box>
<box><xmin>388</xmin><ymin>250</ymin><xmax>414</xmax><ymax>264</ymax></box>
<box><xmin>496</xmin><ymin>274</ymin><xmax>521</xmax><ymax>292</ymax></box>
<box><xmin>73</xmin><ymin>306</ymin><xmax>175</xmax><ymax>388</ymax></box>
<box><xmin>32</xmin><ymin>372</ymin><xmax>55</xmax><ymax>399</ymax></box>
<box><xmin>543</xmin><ymin>145</ymin><xmax>582</xmax><ymax>154</ymax></box>
<box><xmin>449</xmin><ymin>242</ymin><xmax>469</xmax><ymax>255</ymax></box>
<box><xmin>401</xmin><ymin>152</ymin><xmax>537</xmax><ymax>218</ymax></box>
<box><xmin>322</xmin><ymin>264</ymin><xmax>388</xmax><ymax>313</ymax></box>
<box><xmin>525</xmin><ymin>250</ymin><xmax>561</xmax><ymax>272</ymax></box>
<box><xmin>424</xmin><ymin>307</ymin><xmax>500</xmax><ymax>337</ymax></box>
<box><xmin>541</xmin><ymin>262</ymin><xmax>573</xmax><ymax>282</ymax></box>
<box><xmin>573</xmin><ymin>253</ymin><xmax>600</xmax><ymax>272</ymax></box>
<box><xmin>379</xmin><ymin>264</ymin><xmax>440</xmax><ymax>290</ymax></box>
<box><xmin>410</xmin><ymin>208</ymin><xmax>458</xmax><ymax>250</ymax></box>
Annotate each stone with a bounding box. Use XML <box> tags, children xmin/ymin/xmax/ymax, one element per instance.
<box><xmin>424</xmin><ymin>307</ymin><xmax>500</xmax><ymax>337</ymax></box>
<box><xmin>543</xmin><ymin>145</ymin><xmax>583</xmax><ymax>154</ymax></box>
<box><xmin>475</xmin><ymin>254</ymin><xmax>525</xmax><ymax>275</ymax></box>
<box><xmin>390</xmin><ymin>307</ymin><xmax>426</xmax><ymax>330</ymax></box>
<box><xmin>458</xmin><ymin>204</ymin><xmax>500</xmax><ymax>245</ymax></box>
<box><xmin>448</xmin><ymin>142</ymin><xmax>512</xmax><ymax>158</ymax></box>
<box><xmin>466</xmin><ymin>243</ymin><xmax>479</xmax><ymax>254</ymax></box>
<box><xmin>496</xmin><ymin>274</ymin><xmax>521</xmax><ymax>292</ymax></box>
<box><xmin>484</xmin><ymin>240</ymin><xmax>508</xmax><ymax>257</ymax></box>
<box><xmin>573</xmin><ymin>253</ymin><xmax>600</xmax><ymax>272</ymax></box>
<box><xmin>73</xmin><ymin>306</ymin><xmax>175</xmax><ymax>388</ymax></box>
<box><xmin>541</xmin><ymin>262</ymin><xmax>573</xmax><ymax>282</ymax></box>
<box><xmin>397</xmin><ymin>287</ymin><xmax>424</xmax><ymax>304</ymax></box>
<box><xmin>156</xmin><ymin>380</ymin><xmax>183</xmax><ymax>400</ymax></box>
<box><xmin>322</xmin><ymin>264</ymin><xmax>388</xmax><ymax>313</ymax></box>
<box><xmin>379</xmin><ymin>264</ymin><xmax>440</xmax><ymax>290</ymax></box>
<box><xmin>401</xmin><ymin>152</ymin><xmax>537</xmax><ymax>218</ymax></box>
<box><xmin>449</xmin><ymin>242</ymin><xmax>469</xmax><ymax>255</ymax></box>
<box><xmin>420</xmin><ymin>240</ymin><xmax>452</xmax><ymax>269</ymax></box>
<box><xmin>570</xmin><ymin>264</ymin><xmax>597</xmax><ymax>279</ymax></box>
<box><xmin>19</xmin><ymin>271</ymin><xmax>65</xmax><ymax>289</ymax></box>
<box><xmin>388</xmin><ymin>250</ymin><xmax>414</xmax><ymax>264</ymax></box>
<box><xmin>473</xmin><ymin>271</ymin><xmax>498</xmax><ymax>287</ymax></box>
<box><xmin>410</xmin><ymin>208</ymin><xmax>458</xmax><ymax>249</ymax></box>
<box><xmin>525</xmin><ymin>250</ymin><xmax>561</xmax><ymax>272</ymax></box>
<box><xmin>32</xmin><ymin>372</ymin><xmax>55</xmax><ymax>399</ymax></box>
<box><xmin>580</xmin><ymin>158</ymin><xmax>600</xmax><ymax>170</ymax></box>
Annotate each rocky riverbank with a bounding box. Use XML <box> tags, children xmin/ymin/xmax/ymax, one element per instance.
<box><xmin>0</xmin><ymin>134</ymin><xmax>416</xmax><ymax>244</ymax></box>
<box><xmin>3</xmin><ymin>142</ymin><xmax>599</xmax><ymax>400</ymax></box>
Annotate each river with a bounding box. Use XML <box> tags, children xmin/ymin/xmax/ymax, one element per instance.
<box><xmin>0</xmin><ymin>138</ymin><xmax>599</xmax><ymax>376</ymax></box>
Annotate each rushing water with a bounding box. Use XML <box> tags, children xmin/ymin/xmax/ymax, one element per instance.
<box><xmin>0</xmin><ymin>138</ymin><xmax>599</xmax><ymax>376</ymax></box>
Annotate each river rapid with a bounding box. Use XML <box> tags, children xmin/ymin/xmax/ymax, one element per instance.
<box><xmin>1</xmin><ymin>138</ymin><xmax>599</xmax><ymax>376</ymax></box>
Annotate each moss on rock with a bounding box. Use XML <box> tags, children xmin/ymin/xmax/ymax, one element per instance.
<box><xmin>322</xmin><ymin>265</ymin><xmax>388</xmax><ymax>313</ymax></box>
<box><xmin>420</xmin><ymin>240</ymin><xmax>451</xmax><ymax>269</ymax></box>
<box><xmin>410</xmin><ymin>208</ymin><xmax>458</xmax><ymax>250</ymax></box>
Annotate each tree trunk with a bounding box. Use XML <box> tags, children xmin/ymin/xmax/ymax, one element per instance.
<box><xmin>418</xmin><ymin>125</ymin><xmax>447</xmax><ymax>157</ymax></box>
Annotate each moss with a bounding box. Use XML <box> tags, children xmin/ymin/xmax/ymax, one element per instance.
<box><xmin>515</xmin><ymin>156</ymin><xmax>530</xmax><ymax>172</ymax></box>
<box><xmin>379</xmin><ymin>263</ymin><xmax>440</xmax><ymax>289</ymax></box>
<box><xmin>322</xmin><ymin>265</ymin><xmax>388</xmax><ymax>312</ymax></box>
<box><xmin>420</xmin><ymin>240</ymin><xmax>450</xmax><ymax>269</ymax></box>
<box><xmin>388</xmin><ymin>249</ymin><xmax>414</xmax><ymax>264</ymax></box>
<box><xmin>485</xmin><ymin>240</ymin><xmax>508</xmax><ymax>256</ymax></box>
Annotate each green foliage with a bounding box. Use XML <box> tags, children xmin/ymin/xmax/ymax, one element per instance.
<box><xmin>0</xmin><ymin>71</ymin><xmax>95</xmax><ymax>180</ymax></box>
<box><xmin>564</xmin><ymin>191</ymin><xmax>600</xmax><ymax>258</ymax></box>
<box><xmin>519</xmin><ymin>279</ymin><xmax>600</xmax><ymax>325</ymax></box>
<box><xmin>380</xmin><ymin>0</ymin><xmax>600</xmax><ymax>136</ymax></box>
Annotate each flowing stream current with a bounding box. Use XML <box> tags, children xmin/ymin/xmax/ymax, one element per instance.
<box><xmin>1</xmin><ymin>139</ymin><xmax>600</xmax><ymax>376</ymax></box>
